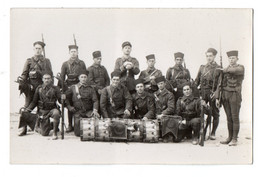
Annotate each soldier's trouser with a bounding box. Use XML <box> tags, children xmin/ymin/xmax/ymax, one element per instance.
<box><xmin>38</xmin><ymin>109</ymin><xmax>60</xmax><ymax>136</ymax></box>
<box><xmin>24</xmin><ymin>89</ymin><xmax>35</xmax><ymax>108</ymax></box>
<box><xmin>222</xmin><ymin>91</ymin><xmax>242</xmax><ymax>140</ymax></box>
<box><xmin>179</xmin><ymin>118</ymin><xmax>201</xmax><ymax>139</ymax></box>
<box><xmin>73</xmin><ymin>110</ymin><xmax>93</xmax><ymax>137</ymax></box>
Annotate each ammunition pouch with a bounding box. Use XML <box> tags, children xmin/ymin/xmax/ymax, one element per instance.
<box><xmin>67</xmin><ymin>74</ymin><xmax>78</xmax><ymax>82</ymax></box>
<box><xmin>38</xmin><ymin>101</ymin><xmax>56</xmax><ymax>110</ymax></box>
<box><xmin>29</xmin><ymin>70</ymin><xmax>39</xmax><ymax>79</ymax></box>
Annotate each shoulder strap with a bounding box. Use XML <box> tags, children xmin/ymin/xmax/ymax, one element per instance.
<box><xmin>67</xmin><ymin>62</ymin><xmax>72</xmax><ymax>73</ymax></box>
<box><xmin>106</xmin><ymin>86</ymin><xmax>112</xmax><ymax>100</ymax></box>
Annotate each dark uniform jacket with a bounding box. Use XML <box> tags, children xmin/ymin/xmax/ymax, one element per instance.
<box><xmin>154</xmin><ymin>88</ymin><xmax>175</xmax><ymax>115</ymax></box>
<box><xmin>65</xmin><ymin>82</ymin><xmax>99</xmax><ymax>112</ymax></box>
<box><xmin>139</xmin><ymin>67</ymin><xmax>162</xmax><ymax>91</ymax></box>
<box><xmin>114</xmin><ymin>56</ymin><xmax>140</xmax><ymax>91</ymax></box>
<box><xmin>60</xmin><ymin>58</ymin><xmax>87</xmax><ymax>87</ymax></box>
<box><xmin>132</xmin><ymin>91</ymin><xmax>155</xmax><ymax>119</ymax></box>
<box><xmin>88</xmin><ymin>63</ymin><xmax>110</xmax><ymax>91</ymax></box>
<box><xmin>27</xmin><ymin>84</ymin><xmax>61</xmax><ymax>111</ymax></box>
<box><xmin>100</xmin><ymin>84</ymin><xmax>133</xmax><ymax>118</ymax></box>
<box><xmin>21</xmin><ymin>55</ymin><xmax>53</xmax><ymax>89</ymax></box>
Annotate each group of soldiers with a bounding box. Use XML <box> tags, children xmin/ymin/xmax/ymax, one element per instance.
<box><xmin>16</xmin><ymin>40</ymin><xmax>244</xmax><ymax>146</ymax></box>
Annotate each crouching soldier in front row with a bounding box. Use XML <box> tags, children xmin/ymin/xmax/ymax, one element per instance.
<box><xmin>65</xmin><ymin>70</ymin><xmax>100</xmax><ymax>137</ymax></box>
<box><xmin>176</xmin><ymin>84</ymin><xmax>209</xmax><ymax>145</ymax></box>
<box><xmin>19</xmin><ymin>72</ymin><xmax>64</xmax><ymax>140</ymax></box>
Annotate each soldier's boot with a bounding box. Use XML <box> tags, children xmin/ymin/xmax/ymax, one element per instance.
<box><xmin>210</xmin><ymin>116</ymin><xmax>219</xmax><ymax>140</ymax></box>
<box><xmin>52</xmin><ymin>122</ymin><xmax>59</xmax><ymax>140</ymax></box>
<box><xmin>66</xmin><ymin>111</ymin><xmax>74</xmax><ymax>133</ymax></box>
<box><xmin>163</xmin><ymin>134</ymin><xmax>169</xmax><ymax>143</ymax></box>
<box><xmin>192</xmin><ymin>138</ymin><xmax>199</xmax><ymax>145</ymax></box>
<box><xmin>192</xmin><ymin>132</ymin><xmax>199</xmax><ymax>145</ymax></box>
<box><xmin>220</xmin><ymin>124</ymin><xmax>233</xmax><ymax>144</ymax></box>
<box><xmin>229</xmin><ymin>128</ymin><xmax>239</xmax><ymax>146</ymax></box>
<box><xmin>18</xmin><ymin>126</ymin><xmax>27</xmax><ymax>136</ymax></box>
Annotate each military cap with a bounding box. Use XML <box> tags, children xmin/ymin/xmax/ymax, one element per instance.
<box><xmin>42</xmin><ymin>71</ymin><xmax>53</xmax><ymax>77</ymax></box>
<box><xmin>174</xmin><ymin>52</ymin><xmax>184</xmax><ymax>59</ymax></box>
<box><xmin>92</xmin><ymin>51</ymin><xmax>101</xmax><ymax>58</ymax></box>
<box><xmin>122</xmin><ymin>41</ymin><xmax>132</xmax><ymax>48</ymax></box>
<box><xmin>33</xmin><ymin>41</ymin><xmax>45</xmax><ymax>48</ymax></box>
<box><xmin>227</xmin><ymin>50</ymin><xmax>238</xmax><ymax>57</ymax></box>
<box><xmin>111</xmin><ymin>71</ymin><xmax>121</xmax><ymax>78</ymax></box>
<box><xmin>68</xmin><ymin>45</ymin><xmax>78</xmax><ymax>50</ymax></box>
<box><xmin>78</xmin><ymin>70</ymin><xmax>89</xmax><ymax>76</ymax></box>
<box><xmin>135</xmin><ymin>78</ymin><xmax>144</xmax><ymax>86</ymax></box>
<box><xmin>146</xmin><ymin>54</ymin><xmax>155</xmax><ymax>60</ymax></box>
<box><xmin>206</xmin><ymin>48</ymin><xmax>218</xmax><ymax>56</ymax></box>
<box><xmin>155</xmin><ymin>76</ymin><xmax>166</xmax><ymax>84</ymax></box>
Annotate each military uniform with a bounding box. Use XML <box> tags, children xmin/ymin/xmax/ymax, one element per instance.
<box><xmin>132</xmin><ymin>91</ymin><xmax>155</xmax><ymax>119</ymax></box>
<box><xmin>139</xmin><ymin>68</ymin><xmax>162</xmax><ymax>93</ymax></box>
<box><xmin>154</xmin><ymin>88</ymin><xmax>175</xmax><ymax>115</ymax></box>
<box><xmin>65</xmin><ymin>82</ymin><xmax>99</xmax><ymax>136</ymax></box>
<box><xmin>21</xmin><ymin>54</ymin><xmax>53</xmax><ymax>108</ymax></box>
<box><xmin>100</xmin><ymin>84</ymin><xmax>132</xmax><ymax>118</ymax></box>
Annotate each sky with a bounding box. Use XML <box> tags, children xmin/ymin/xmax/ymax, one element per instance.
<box><xmin>10</xmin><ymin>8</ymin><xmax>252</xmax><ymax>122</ymax></box>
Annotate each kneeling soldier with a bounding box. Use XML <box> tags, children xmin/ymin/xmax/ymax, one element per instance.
<box><xmin>176</xmin><ymin>84</ymin><xmax>209</xmax><ymax>145</ymax></box>
<box><xmin>132</xmin><ymin>79</ymin><xmax>155</xmax><ymax>120</ymax></box>
<box><xmin>65</xmin><ymin>70</ymin><xmax>100</xmax><ymax>137</ymax></box>
<box><xmin>21</xmin><ymin>72</ymin><xmax>63</xmax><ymax>140</ymax></box>
<box><xmin>100</xmin><ymin>71</ymin><xmax>133</xmax><ymax>118</ymax></box>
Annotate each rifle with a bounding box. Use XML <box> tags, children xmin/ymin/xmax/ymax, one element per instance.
<box><xmin>73</xmin><ymin>34</ymin><xmax>77</xmax><ymax>46</ymax></box>
<box><xmin>41</xmin><ymin>34</ymin><xmax>46</xmax><ymax>59</ymax></box>
<box><xmin>199</xmin><ymin>98</ymin><xmax>205</xmax><ymax>146</ymax></box>
<box><xmin>218</xmin><ymin>37</ymin><xmax>223</xmax><ymax>107</ymax></box>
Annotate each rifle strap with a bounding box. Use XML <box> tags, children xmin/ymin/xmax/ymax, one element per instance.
<box><xmin>106</xmin><ymin>86</ymin><xmax>115</xmax><ymax>107</ymax></box>
<box><xmin>75</xmin><ymin>84</ymin><xmax>86</xmax><ymax>111</ymax></box>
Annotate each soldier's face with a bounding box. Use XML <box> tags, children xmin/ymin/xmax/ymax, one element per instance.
<box><xmin>69</xmin><ymin>49</ymin><xmax>78</xmax><ymax>58</ymax></box>
<box><xmin>183</xmin><ymin>85</ymin><xmax>192</xmax><ymax>96</ymax></box>
<box><xmin>228</xmin><ymin>56</ymin><xmax>238</xmax><ymax>66</ymax></box>
<box><xmin>79</xmin><ymin>74</ymin><xmax>88</xmax><ymax>83</ymax></box>
<box><xmin>94</xmin><ymin>57</ymin><xmax>102</xmax><ymax>65</ymax></box>
<box><xmin>136</xmin><ymin>83</ymin><xmax>144</xmax><ymax>94</ymax></box>
<box><xmin>42</xmin><ymin>74</ymin><xmax>52</xmax><ymax>85</ymax></box>
<box><xmin>175</xmin><ymin>57</ymin><xmax>183</xmax><ymax>65</ymax></box>
<box><xmin>111</xmin><ymin>76</ymin><xmax>120</xmax><ymax>87</ymax></box>
<box><xmin>33</xmin><ymin>44</ymin><xmax>43</xmax><ymax>56</ymax></box>
<box><xmin>147</xmin><ymin>59</ymin><xmax>155</xmax><ymax>68</ymax></box>
<box><xmin>206</xmin><ymin>52</ymin><xmax>216</xmax><ymax>63</ymax></box>
<box><xmin>122</xmin><ymin>46</ymin><xmax>132</xmax><ymax>55</ymax></box>
<box><xmin>157</xmin><ymin>81</ymin><xmax>166</xmax><ymax>90</ymax></box>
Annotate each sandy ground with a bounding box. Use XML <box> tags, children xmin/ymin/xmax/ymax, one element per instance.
<box><xmin>10</xmin><ymin>112</ymin><xmax>252</xmax><ymax>165</ymax></box>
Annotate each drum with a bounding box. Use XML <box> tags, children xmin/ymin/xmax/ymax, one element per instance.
<box><xmin>109</xmin><ymin>118</ymin><xmax>128</xmax><ymax>140</ymax></box>
<box><xmin>142</xmin><ymin>119</ymin><xmax>160</xmax><ymax>143</ymax></box>
<box><xmin>126</xmin><ymin>119</ymin><xmax>143</xmax><ymax>142</ymax></box>
<box><xmin>80</xmin><ymin>118</ymin><xmax>96</xmax><ymax>141</ymax></box>
<box><xmin>95</xmin><ymin>118</ymin><xmax>111</xmax><ymax>141</ymax></box>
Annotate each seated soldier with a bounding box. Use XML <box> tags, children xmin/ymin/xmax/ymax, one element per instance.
<box><xmin>21</xmin><ymin>72</ymin><xmax>64</xmax><ymax>140</ymax></box>
<box><xmin>176</xmin><ymin>84</ymin><xmax>209</xmax><ymax>145</ymax></box>
<box><xmin>154</xmin><ymin>76</ymin><xmax>175</xmax><ymax>142</ymax></box>
<box><xmin>132</xmin><ymin>79</ymin><xmax>155</xmax><ymax>120</ymax></box>
<box><xmin>100</xmin><ymin>71</ymin><xmax>132</xmax><ymax>119</ymax></box>
<box><xmin>65</xmin><ymin>70</ymin><xmax>100</xmax><ymax>137</ymax></box>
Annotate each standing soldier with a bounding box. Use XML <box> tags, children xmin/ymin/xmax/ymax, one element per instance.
<box><xmin>60</xmin><ymin>45</ymin><xmax>87</xmax><ymax>133</ymax></box>
<box><xmin>139</xmin><ymin>54</ymin><xmax>162</xmax><ymax>93</ymax></box>
<box><xmin>88</xmin><ymin>51</ymin><xmax>110</xmax><ymax>99</ymax></box>
<box><xmin>100</xmin><ymin>71</ymin><xmax>133</xmax><ymax>119</ymax></box>
<box><xmin>65</xmin><ymin>70</ymin><xmax>100</xmax><ymax>137</ymax></box>
<box><xmin>195</xmin><ymin>48</ymin><xmax>221</xmax><ymax>140</ymax></box>
<box><xmin>132</xmin><ymin>79</ymin><xmax>155</xmax><ymax>120</ymax></box>
<box><xmin>166</xmin><ymin>52</ymin><xmax>191</xmax><ymax>102</ymax></box>
<box><xmin>114</xmin><ymin>41</ymin><xmax>140</xmax><ymax>94</ymax></box>
<box><xmin>216</xmin><ymin>50</ymin><xmax>245</xmax><ymax>146</ymax></box>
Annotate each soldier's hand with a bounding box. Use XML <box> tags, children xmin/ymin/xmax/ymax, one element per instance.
<box><xmin>216</xmin><ymin>99</ymin><xmax>221</xmax><ymax>109</ymax></box>
<box><xmin>142</xmin><ymin>117</ymin><xmax>148</xmax><ymax>121</ymax></box>
<box><xmin>123</xmin><ymin>61</ymin><xmax>130</xmax><ymax>67</ymax></box>
<box><xmin>98</xmin><ymin>89</ymin><xmax>102</xmax><ymax>95</ymax></box>
<box><xmin>181</xmin><ymin>119</ymin><xmax>186</xmax><ymax>125</ymax></box>
<box><xmin>68</xmin><ymin>106</ymin><xmax>76</xmax><ymax>113</ymax></box>
<box><xmin>201</xmin><ymin>100</ymin><xmax>207</xmax><ymax>107</ymax></box>
<box><xmin>92</xmin><ymin>109</ymin><xmax>100</xmax><ymax>118</ymax></box>
<box><xmin>156</xmin><ymin>114</ymin><xmax>163</xmax><ymax>120</ymax></box>
<box><xmin>124</xmin><ymin>109</ymin><xmax>131</xmax><ymax>116</ymax></box>
<box><xmin>61</xmin><ymin>94</ymin><xmax>66</xmax><ymax>100</ymax></box>
<box><xmin>150</xmin><ymin>76</ymin><xmax>156</xmax><ymax>80</ymax></box>
<box><xmin>125</xmin><ymin>64</ymin><xmax>133</xmax><ymax>70</ymax></box>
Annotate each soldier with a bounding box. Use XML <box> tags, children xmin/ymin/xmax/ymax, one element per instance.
<box><xmin>20</xmin><ymin>41</ymin><xmax>53</xmax><ymax>108</ymax></box>
<box><xmin>65</xmin><ymin>70</ymin><xmax>100</xmax><ymax>137</ymax></box>
<box><xmin>132</xmin><ymin>79</ymin><xmax>155</xmax><ymax>120</ymax></box>
<box><xmin>176</xmin><ymin>84</ymin><xmax>209</xmax><ymax>145</ymax></box>
<box><xmin>114</xmin><ymin>41</ymin><xmax>140</xmax><ymax>94</ymax></box>
<box><xmin>166</xmin><ymin>52</ymin><xmax>191</xmax><ymax>102</ymax></box>
<box><xmin>88</xmin><ymin>51</ymin><xmax>110</xmax><ymax>98</ymax></box>
<box><xmin>216</xmin><ymin>50</ymin><xmax>245</xmax><ymax>146</ymax></box>
<box><xmin>100</xmin><ymin>71</ymin><xmax>133</xmax><ymax>118</ymax></box>
<box><xmin>195</xmin><ymin>48</ymin><xmax>221</xmax><ymax>140</ymax></box>
<box><xmin>138</xmin><ymin>54</ymin><xmax>162</xmax><ymax>93</ymax></box>
<box><xmin>154</xmin><ymin>76</ymin><xmax>175</xmax><ymax>142</ymax></box>
<box><xmin>19</xmin><ymin>72</ymin><xmax>64</xmax><ymax>140</ymax></box>
<box><xmin>60</xmin><ymin>45</ymin><xmax>87</xmax><ymax>133</ymax></box>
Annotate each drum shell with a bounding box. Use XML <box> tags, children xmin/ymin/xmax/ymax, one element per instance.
<box><xmin>143</xmin><ymin>120</ymin><xmax>160</xmax><ymax>143</ymax></box>
<box><xmin>95</xmin><ymin>118</ymin><xmax>111</xmax><ymax>141</ymax></box>
<box><xmin>126</xmin><ymin>119</ymin><xmax>143</xmax><ymax>142</ymax></box>
<box><xmin>80</xmin><ymin>118</ymin><xmax>96</xmax><ymax>141</ymax></box>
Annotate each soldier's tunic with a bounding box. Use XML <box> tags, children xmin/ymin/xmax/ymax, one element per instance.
<box><xmin>132</xmin><ymin>91</ymin><xmax>155</xmax><ymax>119</ymax></box>
<box><xmin>65</xmin><ymin>82</ymin><xmax>99</xmax><ymax>136</ymax></box>
<box><xmin>154</xmin><ymin>88</ymin><xmax>175</xmax><ymax>115</ymax></box>
<box><xmin>139</xmin><ymin>67</ymin><xmax>162</xmax><ymax>93</ymax></box>
<box><xmin>166</xmin><ymin>64</ymin><xmax>191</xmax><ymax>101</ymax></box>
<box><xmin>88</xmin><ymin>63</ymin><xmax>110</xmax><ymax>95</ymax></box>
<box><xmin>216</xmin><ymin>64</ymin><xmax>244</xmax><ymax>141</ymax></box>
<box><xmin>114</xmin><ymin>56</ymin><xmax>140</xmax><ymax>93</ymax></box>
<box><xmin>26</xmin><ymin>84</ymin><xmax>61</xmax><ymax>136</ymax></box>
<box><xmin>100</xmin><ymin>84</ymin><xmax>132</xmax><ymax>118</ymax></box>
<box><xmin>21</xmin><ymin>55</ymin><xmax>53</xmax><ymax>108</ymax></box>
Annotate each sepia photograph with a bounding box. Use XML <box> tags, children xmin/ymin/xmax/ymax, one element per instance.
<box><xmin>9</xmin><ymin>8</ymin><xmax>253</xmax><ymax>165</ymax></box>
